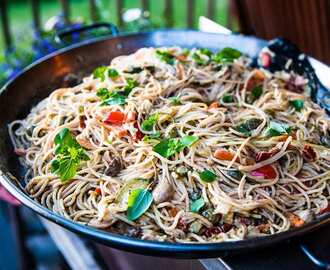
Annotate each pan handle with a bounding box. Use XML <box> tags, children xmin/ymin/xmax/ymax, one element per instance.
<box><xmin>300</xmin><ymin>244</ymin><xmax>330</xmax><ymax>269</ymax></box>
<box><xmin>54</xmin><ymin>22</ymin><xmax>119</xmax><ymax>45</ymax></box>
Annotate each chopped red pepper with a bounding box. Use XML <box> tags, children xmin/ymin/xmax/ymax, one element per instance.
<box><xmin>302</xmin><ymin>145</ymin><xmax>317</xmax><ymax>162</ymax></box>
<box><xmin>255</xmin><ymin>147</ymin><xmax>280</xmax><ymax>162</ymax></box>
<box><xmin>95</xmin><ymin>188</ymin><xmax>101</xmax><ymax>194</ymax></box>
<box><xmin>251</xmin><ymin>165</ymin><xmax>277</xmax><ymax>179</ymax></box>
<box><xmin>104</xmin><ymin>111</ymin><xmax>126</xmax><ymax>125</ymax></box>
<box><xmin>214</xmin><ymin>149</ymin><xmax>237</xmax><ymax>161</ymax></box>
<box><xmin>260</xmin><ymin>52</ymin><xmax>271</xmax><ymax>68</ymax></box>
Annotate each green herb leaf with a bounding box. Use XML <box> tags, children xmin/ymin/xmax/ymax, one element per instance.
<box><xmin>97</xmin><ymin>88</ymin><xmax>126</xmax><ymax>106</ymax></box>
<box><xmin>51</xmin><ymin>128</ymin><xmax>89</xmax><ymax>182</ymax></box>
<box><xmin>155</xmin><ymin>49</ymin><xmax>175</xmax><ymax>65</ymax></box>
<box><xmin>251</xmin><ymin>85</ymin><xmax>263</xmax><ymax>100</ymax></box>
<box><xmin>141</xmin><ymin>114</ymin><xmax>159</xmax><ymax>132</ymax></box>
<box><xmin>179</xmin><ymin>135</ymin><xmax>199</xmax><ymax>148</ymax></box>
<box><xmin>127</xmin><ymin>188</ymin><xmax>153</xmax><ymax>221</ymax></box>
<box><xmin>123</xmin><ymin>78</ymin><xmax>138</xmax><ymax>95</ymax></box>
<box><xmin>199</xmin><ymin>169</ymin><xmax>217</xmax><ymax>183</ymax></box>
<box><xmin>93</xmin><ymin>66</ymin><xmax>108</xmax><ymax>81</ymax></box>
<box><xmin>289</xmin><ymin>99</ymin><xmax>304</xmax><ymax>111</ymax></box>
<box><xmin>102</xmin><ymin>93</ymin><xmax>126</xmax><ymax>106</ymax></box>
<box><xmin>192</xmin><ymin>52</ymin><xmax>207</xmax><ymax>65</ymax></box>
<box><xmin>143</xmin><ymin>131</ymin><xmax>161</xmax><ymax>142</ymax></box>
<box><xmin>222</xmin><ymin>94</ymin><xmax>234</xmax><ymax>103</ymax></box>
<box><xmin>198</xmin><ymin>48</ymin><xmax>213</xmax><ymax>57</ymax></box>
<box><xmin>234</xmin><ymin>118</ymin><xmax>263</xmax><ymax>137</ymax></box>
<box><xmin>190</xmin><ymin>197</ymin><xmax>205</xmax><ymax>213</ymax></box>
<box><xmin>153</xmin><ymin>135</ymin><xmax>199</xmax><ymax>158</ymax></box>
<box><xmin>265</xmin><ymin>121</ymin><xmax>291</xmax><ymax>137</ymax></box>
<box><xmin>213</xmin><ymin>47</ymin><xmax>242</xmax><ymax>63</ymax></box>
<box><xmin>169</xmin><ymin>96</ymin><xmax>181</xmax><ymax>105</ymax></box>
<box><xmin>108</xmin><ymin>68</ymin><xmax>119</xmax><ymax>78</ymax></box>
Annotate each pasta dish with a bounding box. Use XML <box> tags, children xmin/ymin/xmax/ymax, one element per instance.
<box><xmin>9</xmin><ymin>47</ymin><xmax>330</xmax><ymax>243</ymax></box>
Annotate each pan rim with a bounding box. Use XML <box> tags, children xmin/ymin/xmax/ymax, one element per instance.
<box><xmin>1</xmin><ymin>29</ymin><xmax>330</xmax><ymax>257</ymax></box>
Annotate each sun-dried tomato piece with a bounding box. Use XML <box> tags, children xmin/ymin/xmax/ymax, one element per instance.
<box><xmin>302</xmin><ymin>145</ymin><xmax>317</xmax><ymax>162</ymax></box>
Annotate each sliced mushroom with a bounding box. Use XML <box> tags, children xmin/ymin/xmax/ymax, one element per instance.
<box><xmin>104</xmin><ymin>157</ymin><xmax>122</xmax><ymax>177</ymax></box>
<box><xmin>152</xmin><ymin>180</ymin><xmax>174</xmax><ymax>204</ymax></box>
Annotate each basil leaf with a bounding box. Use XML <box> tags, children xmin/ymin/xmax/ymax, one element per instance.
<box><xmin>127</xmin><ymin>188</ymin><xmax>153</xmax><ymax>221</ymax></box>
<box><xmin>156</xmin><ymin>49</ymin><xmax>175</xmax><ymax>65</ymax></box>
<box><xmin>179</xmin><ymin>135</ymin><xmax>199</xmax><ymax>148</ymax></box>
<box><xmin>190</xmin><ymin>197</ymin><xmax>205</xmax><ymax>213</ymax></box>
<box><xmin>108</xmin><ymin>68</ymin><xmax>119</xmax><ymax>78</ymax></box>
<box><xmin>265</xmin><ymin>121</ymin><xmax>291</xmax><ymax>137</ymax></box>
<box><xmin>153</xmin><ymin>136</ymin><xmax>198</xmax><ymax>158</ymax></box>
<box><xmin>289</xmin><ymin>99</ymin><xmax>304</xmax><ymax>111</ymax></box>
<box><xmin>102</xmin><ymin>93</ymin><xmax>126</xmax><ymax>106</ymax></box>
<box><xmin>93</xmin><ymin>66</ymin><xmax>107</xmax><ymax>81</ymax></box>
<box><xmin>141</xmin><ymin>114</ymin><xmax>159</xmax><ymax>132</ymax></box>
<box><xmin>51</xmin><ymin>128</ymin><xmax>89</xmax><ymax>182</ymax></box>
<box><xmin>235</xmin><ymin>118</ymin><xmax>262</xmax><ymax>137</ymax></box>
<box><xmin>199</xmin><ymin>169</ymin><xmax>217</xmax><ymax>183</ymax></box>
<box><xmin>153</xmin><ymin>138</ymin><xmax>180</xmax><ymax>158</ymax></box>
<box><xmin>213</xmin><ymin>47</ymin><xmax>242</xmax><ymax>63</ymax></box>
<box><xmin>222</xmin><ymin>94</ymin><xmax>234</xmax><ymax>103</ymax></box>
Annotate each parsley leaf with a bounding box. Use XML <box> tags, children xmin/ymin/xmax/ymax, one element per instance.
<box><xmin>123</xmin><ymin>78</ymin><xmax>138</xmax><ymax>95</ymax></box>
<box><xmin>51</xmin><ymin>128</ymin><xmax>89</xmax><ymax>182</ymax></box>
<box><xmin>199</xmin><ymin>169</ymin><xmax>217</xmax><ymax>183</ymax></box>
<box><xmin>127</xmin><ymin>188</ymin><xmax>153</xmax><ymax>221</ymax></box>
<box><xmin>141</xmin><ymin>114</ymin><xmax>159</xmax><ymax>132</ymax></box>
<box><xmin>108</xmin><ymin>68</ymin><xmax>119</xmax><ymax>79</ymax></box>
<box><xmin>213</xmin><ymin>47</ymin><xmax>242</xmax><ymax>63</ymax></box>
<box><xmin>289</xmin><ymin>99</ymin><xmax>304</xmax><ymax>111</ymax></box>
<box><xmin>190</xmin><ymin>197</ymin><xmax>205</xmax><ymax>213</ymax></box>
<box><xmin>265</xmin><ymin>121</ymin><xmax>291</xmax><ymax>137</ymax></box>
<box><xmin>169</xmin><ymin>96</ymin><xmax>181</xmax><ymax>105</ymax></box>
<box><xmin>155</xmin><ymin>49</ymin><xmax>175</xmax><ymax>65</ymax></box>
<box><xmin>153</xmin><ymin>135</ymin><xmax>199</xmax><ymax>158</ymax></box>
<box><xmin>93</xmin><ymin>66</ymin><xmax>108</xmax><ymax>81</ymax></box>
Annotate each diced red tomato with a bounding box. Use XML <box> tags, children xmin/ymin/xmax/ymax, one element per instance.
<box><xmin>251</xmin><ymin>165</ymin><xmax>277</xmax><ymax>179</ymax></box>
<box><xmin>260</xmin><ymin>52</ymin><xmax>271</xmax><ymax>68</ymax></box>
<box><xmin>104</xmin><ymin>111</ymin><xmax>126</xmax><ymax>125</ymax></box>
<box><xmin>214</xmin><ymin>149</ymin><xmax>236</xmax><ymax>161</ymax></box>
<box><xmin>95</xmin><ymin>188</ymin><xmax>101</xmax><ymax>194</ymax></box>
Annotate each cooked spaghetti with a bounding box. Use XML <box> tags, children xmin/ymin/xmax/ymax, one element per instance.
<box><xmin>8</xmin><ymin>47</ymin><xmax>330</xmax><ymax>243</ymax></box>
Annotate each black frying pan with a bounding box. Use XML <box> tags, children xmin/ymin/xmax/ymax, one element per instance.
<box><xmin>0</xmin><ymin>29</ymin><xmax>329</xmax><ymax>259</ymax></box>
